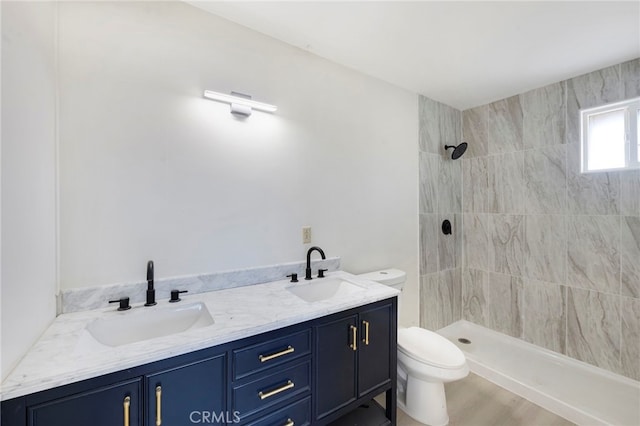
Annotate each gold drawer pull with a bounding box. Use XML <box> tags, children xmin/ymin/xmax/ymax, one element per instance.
<box><xmin>349</xmin><ymin>325</ymin><xmax>357</xmax><ymax>351</ymax></box>
<box><xmin>259</xmin><ymin>346</ymin><xmax>294</xmax><ymax>363</ymax></box>
<box><xmin>258</xmin><ymin>380</ymin><xmax>294</xmax><ymax>400</ymax></box>
<box><xmin>363</xmin><ymin>320</ymin><xmax>370</xmax><ymax>345</ymax></box>
<box><xmin>156</xmin><ymin>386</ymin><xmax>162</xmax><ymax>426</ymax></box>
<box><xmin>123</xmin><ymin>396</ymin><xmax>131</xmax><ymax>426</ymax></box>
<box><xmin>283</xmin><ymin>419</ymin><xmax>294</xmax><ymax>426</ymax></box>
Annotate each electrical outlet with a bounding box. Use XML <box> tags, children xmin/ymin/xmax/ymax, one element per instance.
<box><xmin>302</xmin><ymin>226</ymin><xmax>312</xmax><ymax>244</ymax></box>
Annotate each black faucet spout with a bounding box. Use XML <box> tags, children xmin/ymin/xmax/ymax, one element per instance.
<box><xmin>305</xmin><ymin>246</ymin><xmax>326</xmax><ymax>280</ymax></box>
<box><xmin>145</xmin><ymin>260</ymin><xmax>156</xmax><ymax>306</ymax></box>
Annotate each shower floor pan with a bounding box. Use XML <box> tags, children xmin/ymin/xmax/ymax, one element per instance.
<box><xmin>438</xmin><ymin>320</ymin><xmax>640</xmax><ymax>426</ymax></box>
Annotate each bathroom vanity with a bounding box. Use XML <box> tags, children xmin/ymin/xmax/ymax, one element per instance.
<box><xmin>1</xmin><ymin>272</ymin><xmax>398</xmax><ymax>426</ymax></box>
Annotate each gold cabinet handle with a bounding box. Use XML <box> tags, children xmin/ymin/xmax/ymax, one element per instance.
<box><xmin>123</xmin><ymin>396</ymin><xmax>130</xmax><ymax>426</ymax></box>
<box><xmin>259</xmin><ymin>346</ymin><xmax>294</xmax><ymax>363</ymax></box>
<box><xmin>258</xmin><ymin>380</ymin><xmax>294</xmax><ymax>400</ymax></box>
<box><xmin>349</xmin><ymin>325</ymin><xmax>357</xmax><ymax>351</ymax></box>
<box><xmin>283</xmin><ymin>419</ymin><xmax>294</xmax><ymax>426</ymax></box>
<box><xmin>156</xmin><ymin>385</ymin><xmax>162</xmax><ymax>426</ymax></box>
<box><xmin>362</xmin><ymin>320</ymin><xmax>370</xmax><ymax>345</ymax></box>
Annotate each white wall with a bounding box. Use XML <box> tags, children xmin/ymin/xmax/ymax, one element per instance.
<box><xmin>57</xmin><ymin>2</ymin><xmax>419</xmax><ymax>325</ymax></box>
<box><xmin>1</xmin><ymin>0</ymin><xmax>3</xmax><ymax>381</ymax></box>
<box><xmin>0</xmin><ymin>1</ymin><xmax>420</xmax><ymax>380</ymax></box>
<box><xmin>1</xmin><ymin>1</ymin><xmax>58</xmax><ymax>380</ymax></box>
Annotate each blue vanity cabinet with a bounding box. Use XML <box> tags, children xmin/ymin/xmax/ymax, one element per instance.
<box><xmin>232</xmin><ymin>328</ymin><xmax>312</xmax><ymax>425</ymax></box>
<box><xmin>1</xmin><ymin>347</ymin><xmax>227</xmax><ymax>426</ymax></box>
<box><xmin>27</xmin><ymin>378</ymin><xmax>142</xmax><ymax>426</ymax></box>
<box><xmin>314</xmin><ymin>299</ymin><xmax>397</xmax><ymax>425</ymax></box>
<box><xmin>314</xmin><ymin>314</ymin><xmax>359</xmax><ymax>420</ymax></box>
<box><xmin>1</xmin><ymin>297</ymin><xmax>397</xmax><ymax>426</ymax></box>
<box><xmin>357</xmin><ymin>303</ymin><xmax>393</xmax><ymax>398</ymax></box>
<box><xmin>242</xmin><ymin>395</ymin><xmax>311</xmax><ymax>426</ymax></box>
<box><xmin>232</xmin><ymin>330</ymin><xmax>311</xmax><ymax>381</ymax></box>
<box><xmin>233</xmin><ymin>359</ymin><xmax>311</xmax><ymax>422</ymax></box>
<box><xmin>145</xmin><ymin>354</ymin><xmax>226</xmax><ymax>426</ymax></box>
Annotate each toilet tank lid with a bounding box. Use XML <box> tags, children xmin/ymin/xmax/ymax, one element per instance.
<box><xmin>357</xmin><ymin>269</ymin><xmax>406</xmax><ymax>286</ymax></box>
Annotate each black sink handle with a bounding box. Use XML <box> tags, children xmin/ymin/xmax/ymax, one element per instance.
<box><xmin>109</xmin><ymin>297</ymin><xmax>131</xmax><ymax>311</ymax></box>
<box><xmin>169</xmin><ymin>290</ymin><xmax>188</xmax><ymax>303</ymax></box>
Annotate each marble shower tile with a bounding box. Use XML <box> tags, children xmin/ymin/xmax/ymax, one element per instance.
<box><xmin>621</xmin><ymin>217</ymin><xmax>640</xmax><ymax>298</ymax></box>
<box><xmin>567</xmin><ymin>215</ymin><xmax>620</xmax><ymax>294</ymax></box>
<box><xmin>567</xmin><ymin>142</ymin><xmax>620</xmax><ymax>215</ymax></box>
<box><xmin>621</xmin><ymin>58</ymin><xmax>640</xmax><ymax>98</ymax></box>
<box><xmin>488</xmin><ymin>151</ymin><xmax>524</xmax><ymax>214</ymax></box>
<box><xmin>566</xmin><ymin>65</ymin><xmax>621</xmax><ymax>145</ymax></box>
<box><xmin>462</xmin><ymin>105</ymin><xmax>488</xmax><ymax>157</ymax></box>
<box><xmin>567</xmin><ymin>287</ymin><xmax>621</xmax><ymax>373</ymax></box>
<box><xmin>438</xmin><ymin>159</ymin><xmax>462</xmax><ymax>213</ymax></box>
<box><xmin>419</xmin><ymin>95</ymin><xmax>440</xmax><ymax>154</ymax></box>
<box><xmin>490</xmin><ymin>214</ymin><xmax>524</xmax><ymax>276</ymax></box>
<box><xmin>522</xmin><ymin>82</ymin><xmax>566</xmax><ymax>148</ymax></box>
<box><xmin>488</xmin><ymin>95</ymin><xmax>523</xmax><ymax>154</ymax></box>
<box><xmin>420</xmin><ymin>273</ymin><xmax>441</xmax><ymax>331</ymax></box>
<box><xmin>419</xmin><ymin>152</ymin><xmax>439</xmax><ymax>213</ymax></box>
<box><xmin>438</xmin><ymin>268</ymin><xmax>462</xmax><ymax>327</ymax></box>
<box><xmin>420</xmin><ymin>214</ymin><xmax>439</xmax><ymax>274</ymax></box>
<box><xmin>620</xmin><ymin>170</ymin><xmax>640</xmax><ymax>217</ymax></box>
<box><xmin>462</xmin><ymin>157</ymin><xmax>488</xmax><ymax>213</ymax></box>
<box><xmin>524</xmin><ymin>145</ymin><xmax>567</xmax><ymax>214</ymax></box>
<box><xmin>462</xmin><ymin>268</ymin><xmax>488</xmax><ymax>326</ymax></box>
<box><xmin>440</xmin><ymin>103</ymin><xmax>462</xmax><ymax>153</ymax></box>
<box><xmin>463</xmin><ymin>213</ymin><xmax>489</xmax><ymax>270</ymax></box>
<box><xmin>488</xmin><ymin>272</ymin><xmax>523</xmax><ymax>338</ymax></box>
<box><xmin>621</xmin><ymin>296</ymin><xmax>640</xmax><ymax>381</ymax></box>
<box><xmin>523</xmin><ymin>280</ymin><xmax>567</xmax><ymax>354</ymax></box>
<box><xmin>439</xmin><ymin>214</ymin><xmax>461</xmax><ymax>271</ymax></box>
<box><xmin>524</xmin><ymin>215</ymin><xmax>566</xmax><ymax>284</ymax></box>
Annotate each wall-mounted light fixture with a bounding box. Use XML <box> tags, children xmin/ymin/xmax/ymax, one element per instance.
<box><xmin>203</xmin><ymin>90</ymin><xmax>277</xmax><ymax>117</ymax></box>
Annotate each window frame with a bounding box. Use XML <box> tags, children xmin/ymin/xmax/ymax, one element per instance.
<box><xmin>580</xmin><ymin>96</ymin><xmax>640</xmax><ymax>173</ymax></box>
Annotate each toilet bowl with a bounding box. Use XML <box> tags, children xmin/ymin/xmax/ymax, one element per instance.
<box><xmin>397</xmin><ymin>327</ymin><xmax>469</xmax><ymax>426</ymax></box>
<box><xmin>357</xmin><ymin>269</ymin><xmax>469</xmax><ymax>426</ymax></box>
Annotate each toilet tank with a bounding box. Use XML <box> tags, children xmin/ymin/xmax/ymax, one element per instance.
<box><xmin>357</xmin><ymin>269</ymin><xmax>406</xmax><ymax>291</ymax></box>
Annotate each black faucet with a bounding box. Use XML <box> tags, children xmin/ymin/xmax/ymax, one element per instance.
<box><xmin>145</xmin><ymin>260</ymin><xmax>156</xmax><ymax>306</ymax></box>
<box><xmin>305</xmin><ymin>246</ymin><xmax>326</xmax><ymax>280</ymax></box>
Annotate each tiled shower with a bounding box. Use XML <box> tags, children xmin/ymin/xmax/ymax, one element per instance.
<box><xmin>420</xmin><ymin>58</ymin><xmax>640</xmax><ymax>381</ymax></box>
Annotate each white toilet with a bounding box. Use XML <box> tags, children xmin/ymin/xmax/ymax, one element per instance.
<box><xmin>357</xmin><ymin>269</ymin><xmax>469</xmax><ymax>426</ymax></box>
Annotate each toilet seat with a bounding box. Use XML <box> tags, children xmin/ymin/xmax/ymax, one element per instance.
<box><xmin>398</xmin><ymin>327</ymin><xmax>466</xmax><ymax>370</ymax></box>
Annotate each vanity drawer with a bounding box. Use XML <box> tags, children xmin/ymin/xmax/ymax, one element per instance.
<box><xmin>233</xmin><ymin>360</ymin><xmax>311</xmax><ymax>421</ymax></box>
<box><xmin>233</xmin><ymin>329</ymin><xmax>311</xmax><ymax>380</ymax></box>
<box><xmin>242</xmin><ymin>396</ymin><xmax>311</xmax><ymax>426</ymax></box>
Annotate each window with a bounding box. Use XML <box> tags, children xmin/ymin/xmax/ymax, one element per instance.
<box><xmin>580</xmin><ymin>97</ymin><xmax>640</xmax><ymax>173</ymax></box>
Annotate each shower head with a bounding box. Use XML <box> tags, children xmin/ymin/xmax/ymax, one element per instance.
<box><xmin>444</xmin><ymin>142</ymin><xmax>468</xmax><ymax>160</ymax></box>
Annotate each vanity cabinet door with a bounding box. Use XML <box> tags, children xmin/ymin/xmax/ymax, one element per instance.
<box><xmin>145</xmin><ymin>354</ymin><xmax>226</xmax><ymax>426</ymax></box>
<box><xmin>28</xmin><ymin>378</ymin><xmax>142</xmax><ymax>426</ymax></box>
<box><xmin>357</xmin><ymin>303</ymin><xmax>392</xmax><ymax>397</ymax></box>
<box><xmin>314</xmin><ymin>314</ymin><xmax>358</xmax><ymax>420</ymax></box>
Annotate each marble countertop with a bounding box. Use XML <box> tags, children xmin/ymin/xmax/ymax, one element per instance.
<box><xmin>1</xmin><ymin>271</ymin><xmax>398</xmax><ymax>401</ymax></box>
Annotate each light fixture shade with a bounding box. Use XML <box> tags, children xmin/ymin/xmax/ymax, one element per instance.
<box><xmin>203</xmin><ymin>90</ymin><xmax>277</xmax><ymax>116</ymax></box>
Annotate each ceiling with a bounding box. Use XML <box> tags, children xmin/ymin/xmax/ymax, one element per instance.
<box><xmin>189</xmin><ymin>1</ymin><xmax>640</xmax><ymax>110</ymax></box>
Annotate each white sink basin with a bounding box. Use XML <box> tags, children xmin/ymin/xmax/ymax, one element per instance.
<box><xmin>86</xmin><ymin>302</ymin><xmax>214</xmax><ymax>347</ymax></box>
<box><xmin>286</xmin><ymin>278</ymin><xmax>365</xmax><ymax>303</ymax></box>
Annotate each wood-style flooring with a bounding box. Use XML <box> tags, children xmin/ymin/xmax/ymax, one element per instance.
<box><xmin>392</xmin><ymin>373</ymin><xmax>576</xmax><ymax>426</ymax></box>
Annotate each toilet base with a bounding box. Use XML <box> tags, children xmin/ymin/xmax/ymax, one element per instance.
<box><xmin>401</xmin><ymin>376</ymin><xmax>449</xmax><ymax>426</ymax></box>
